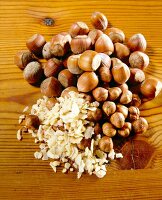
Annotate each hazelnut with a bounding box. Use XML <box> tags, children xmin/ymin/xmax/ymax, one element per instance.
<box><xmin>77</xmin><ymin>72</ymin><xmax>99</xmax><ymax>92</ymax></box>
<box><xmin>102</xmin><ymin>101</ymin><xmax>116</xmax><ymax>116</ymax></box>
<box><xmin>23</xmin><ymin>61</ymin><xmax>43</xmax><ymax>84</ymax></box>
<box><xmin>128</xmin><ymin>106</ymin><xmax>140</xmax><ymax>121</ymax></box>
<box><xmin>132</xmin><ymin>117</ymin><xmax>148</xmax><ymax>134</ymax></box>
<box><xmin>67</xmin><ymin>54</ymin><xmax>83</xmax><ymax>74</ymax></box>
<box><xmin>140</xmin><ymin>78</ymin><xmax>162</xmax><ymax>98</ymax></box>
<box><xmin>102</xmin><ymin>122</ymin><xmax>116</xmax><ymax>137</ymax></box>
<box><xmin>61</xmin><ymin>86</ymin><xmax>78</xmax><ymax>98</ymax></box>
<box><xmin>120</xmin><ymin>90</ymin><xmax>132</xmax><ymax>104</ymax></box>
<box><xmin>118</xmin><ymin>122</ymin><xmax>132</xmax><ymax>137</ymax></box>
<box><xmin>77</xmin><ymin>138</ymin><xmax>91</xmax><ymax>150</ymax></box>
<box><xmin>91</xmin><ymin>12</ymin><xmax>108</xmax><ymax>30</ymax></box>
<box><xmin>58</xmin><ymin>69</ymin><xmax>76</xmax><ymax>88</ymax></box>
<box><xmin>99</xmin><ymin>53</ymin><xmax>111</xmax><ymax>68</ymax></box>
<box><xmin>69</xmin><ymin>22</ymin><xmax>89</xmax><ymax>38</ymax></box>
<box><xmin>94</xmin><ymin>123</ymin><xmax>102</xmax><ymax>135</ymax></box>
<box><xmin>44</xmin><ymin>58</ymin><xmax>63</xmax><ymax>77</ymax></box>
<box><xmin>98</xmin><ymin>136</ymin><xmax>113</xmax><ymax>153</ymax></box>
<box><xmin>70</xmin><ymin>35</ymin><xmax>91</xmax><ymax>54</ymax></box>
<box><xmin>87</xmin><ymin>108</ymin><xmax>102</xmax><ymax>122</ymax></box>
<box><xmin>116</xmin><ymin>104</ymin><xmax>128</xmax><ymax>118</ymax></box>
<box><xmin>92</xmin><ymin>87</ymin><xmax>108</xmax><ymax>102</ymax></box>
<box><xmin>106</xmin><ymin>27</ymin><xmax>125</xmax><ymax>43</ymax></box>
<box><xmin>25</xmin><ymin>114</ymin><xmax>40</xmax><ymax>129</ymax></box>
<box><xmin>40</xmin><ymin>77</ymin><xmax>62</xmax><ymax>97</ymax></box>
<box><xmin>108</xmin><ymin>87</ymin><xmax>122</xmax><ymax>101</ymax></box>
<box><xmin>42</xmin><ymin>42</ymin><xmax>52</xmax><ymax>60</ymax></box>
<box><xmin>14</xmin><ymin>50</ymin><xmax>34</xmax><ymax>69</ymax></box>
<box><xmin>129</xmin><ymin>68</ymin><xmax>145</xmax><ymax>85</ymax></box>
<box><xmin>88</xmin><ymin>29</ymin><xmax>103</xmax><ymax>46</ymax></box>
<box><xmin>118</xmin><ymin>83</ymin><xmax>129</xmax><ymax>92</ymax></box>
<box><xmin>111</xmin><ymin>57</ymin><xmax>122</xmax><ymax>67</ymax></box>
<box><xmin>127</xmin><ymin>33</ymin><xmax>147</xmax><ymax>52</ymax></box>
<box><xmin>110</xmin><ymin>112</ymin><xmax>125</xmax><ymax>128</ymax></box>
<box><xmin>95</xmin><ymin>34</ymin><xmax>114</xmax><ymax>55</ymax></box>
<box><xmin>98</xmin><ymin>66</ymin><xmax>112</xmax><ymax>83</ymax></box>
<box><xmin>78</xmin><ymin>50</ymin><xmax>101</xmax><ymax>71</ymax></box>
<box><xmin>114</xmin><ymin>43</ymin><xmax>130</xmax><ymax>60</ymax></box>
<box><xmin>130</xmin><ymin>94</ymin><xmax>141</xmax><ymax>107</ymax></box>
<box><xmin>129</xmin><ymin>51</ymin><xmax>149</xmax><ymax>70</ymax></box>
<box><xmin>46</xmin><ymin>98</ymin><xmax>58</xmax><ymax>110</ymax></box>
<box><xmin>112</xmin><ymin>62</ymin><xmax>130</xmax><ymax>84</ymax></box>
<box><xmin>26</xmin><ymin>34</ymin><xmax>46</xmax><ymax>57</ymax></box>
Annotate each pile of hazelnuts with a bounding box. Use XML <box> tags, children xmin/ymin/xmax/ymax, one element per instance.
<box><xmin>15</xmin><ymin>12</ymin><xmax>162</xmax><ymax>152</ymax></box>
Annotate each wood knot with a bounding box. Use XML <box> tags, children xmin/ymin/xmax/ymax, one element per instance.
<box><xmin>43</xmin><ymin>18</ymin><xmax>55</xmax><ymax>26</ymax></box>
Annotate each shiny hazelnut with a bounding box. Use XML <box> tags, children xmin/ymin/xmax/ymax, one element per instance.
<box><xmin>95</xmin><ymin>34</ymin><xmax>114</xmax><ymax>55</ymax></box>
<box><xmin>111</xmin><ymin>57</ymin><xmax>122</xmax><ymax>67</ymax></box>
<box><xmin>23</xmin><ymin>61</ymin><xmax>43</xmax><ymax>84</ymax></box>
<box><xmin>108</xmin><ymin>87</ymin><xmax>122</xmax><ymax>101</ymax></box>
<box><xmin>40</xmin><ymin>77</ymin><xmax>62</xmax><ymax>97</ymax></box>
<box><xmin>140</xmin><ymin>78</ymin><xmax>162</xmax><ymax>98</ymax></box>
<box><xmin>58</xmin><ymin>69</ymin><xmax>76</xmax><ymax>88</ymax></box>
<box><xmin>102</xmin><ymin>122</ymin><xmax>116</xmax><ymax>137</ymax></box>
<box><xmin>127</xmin><ymin>33</ymin><xmax>147</xmax><ymax>52</ymax></box>
<box><xmin>26</xmin><ymin>34</ymin><xmax>46</xmax><ymax>57</ymax></box>
<box><xmin>87</xmin><ymin>108</ymin><xmax>102</xmax><ymax>122</ymax></box>
<box><xmin>94</xmin><ymin>123</ymin><xmax>102</xmax><ymax>135</ymax></box>
<box><xmin>118</xmin><ymin>83</ymin><xmax>129</xmax><ymax>92</ymax></box>
<box><xmin>106</xmin><ymin>27</ymin><xmax>125</xmax><ymax>43</ymax></box>
<box><xmin>129</xmin><ymin>68</ymin><xmax>145</xmax><ymax>85</ymax></box>
<box><xmin>98</xmin><ymin>66</ymin><xmax>112</xmax><ymax>82</ymax></box>
<box><xmin>69</xmin><ymin>22</ymin><xmax>89</xmax><ymax>38</ymax></box>
<box><xmin>88</xmin><ymin>29</ymin><xmax>103</xmax><ymax>46</ymax></box>
<box><xmin>77</xmin><ymin>72</ymin><xmax>99</xmax><ymax>92</ymax></box>
<box><xmin>118</xmin><ymin>122</ymin><xmax>132</xmax><ymax>137</ymax></box>
<box><xmin>91</xmin><ymin>12</ymin><xmax>108</xmax><ymax>30</ymax></box>
<box><xmin>102</xmin><ymin>101</ymin><xmax>116</xmax><ymax>116</ymax></box>
<box><xmin>44</xmin><ymin>58</ymin><xmax>63</xmax><ymax>77</ymax></box>
<box><xmin>128</xmin><ymin>106</ymin><xmax>140</xmax><ymax>121</ymax></box>
<box><xmin>61</xmin><ymin>86</ymin><xmax>78</xmax><ymax>98</ymax></box>
<box><xmin>77</xmin><ymin>138</ymin><xmax>91</xmax><ymax>150</ymax></box>
<box><xmin>25</xmin><ymin>114</ymin><xmax>40</xmax><ymax>129</ymax></box>
<box><xmin>70</xmin><ymin>35</ymin><xmax>91</xmax><ymax>54</ymax></box>
<box><xmin>114</xmin><ymin>43</ymin><xmax>130</xmax><ymax>60</ymax></box>
<box><xmin>130</xmin><ymin>94</ymin><xmax>141</xmax><ymax>107</ymax></box>
<box><xmin>78</xmin><ymin>50</ymin><xmax>101</xmax><ymax>71</ymax></box>
<box><xmin>92</xmin><ymin>87</ymin><xmax>108</xmax><ymax>102</ymax></box>
<box><xmin>110</xmin><ymin>112</ymin><xmax>125</xmax><ymax>128</ymax></box>
<box><xmin>116</xmin><ymin>104</ymin><xmax>128</xmax><ymax>118</ymax></box>
<box><xmin>98</xmin><ymin>136</ymin><xmax>113</xmax><ymax>153</ymax></box>
<box><xmin>120</xmin><ymin>90</ymin><xmax>132</xmax><ymax>104</ymax></box>
<box><xmin>46</xmin><ymin>98</ymin><xmax>58</xmax><ymax>110</ymax></box>
<box><xmin>80</xmin><ymin>93</ymin><xmax>94</xmax><ymax>102</ymax></box>
<box><xmin>14</xmin><ymin>50</ymin><xmax>34</xmax><ymax>69</ymax></box>
<box><xmin>132</xmin><ymin>117</ymin><xmax>148</xmax><ymax>134</ymax></box>
<box><xmin>99</xmin><ymin>53</ymin><xmax>111</xmax><ymax>68</ymax></box>
<box><xmin>42</xmin><ymin>42</ymin><xmax>52</xmax><ymax>60</ymax></box>
<box><xmin>67</xmin><ymin>54</ymin><xmax>83</xmax><ymax>74</ymax></box>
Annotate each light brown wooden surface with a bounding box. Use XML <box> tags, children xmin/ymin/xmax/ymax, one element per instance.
<box><xmin>0</xmin><ymin>0</ymin><xmax>162</xmax><ymax>199</ymax></box>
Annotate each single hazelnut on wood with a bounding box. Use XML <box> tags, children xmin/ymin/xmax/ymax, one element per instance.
<box><xmin>127</xmin><ymin>33</ymin><xmax>147</xmax><ymax>52</ymax></box>
<box><xmin>23</xmin><ymin>61</ymin><xmax>43</xmax><ymax>84</ymax></box>
<box><xmin>92</xmin><ymin>87</ymin><xmax>108</xmax><ymax>102</ymax></box>
<box><xmin>46</xmin><ymin>98</ymin><xmax>58</xmax><ymax>110</ymax></box>
<box><xmin>78</xmin><ymin>50</ymin><xmax>101</xmax><ymax>71</ymax></box>
<box><xmin>114</xmin><ymin>43</ymin><xmax>130</xmax><ymax>60</ymax></box>
<box><xmin>99</xmin><ymin>53</ymin><xmax>111</xmax><ymax>68</ymax></box>
<box><xmin>14</xmin><ymin>50</ymin><xmax>34</xmax><ymax>69</ymax></box>
<box><xmin>95</xmin><ymin>34</ymin><xmax>114</xmax><ymax>55</ymax></box>
<box><xmin>130</xmin><ymin>94</ymin><xmax>141</xmax><ymax>107</ymax></box>
<box><xmin>88</xmin><ymin>29</ymin><xmax>103</xmax><ymax>46</ymax></box>
<box><xmin>26</xmin><ymin>34</ymin><xmax>46</xmax><ymax>57</ymax></box>
<box><xmin>108</xmin><ymin>87</ymin><xmax>122</xmax><ymax>101</ymax></box>
<box><xmin>77</xmin><ymin>138</ymin><xmax>91</xmax><ymax>150</ymax></box>
<box><xmin>132</xmin><ymin>117</ymin><xmax>148</xmax><ymax>134</ymax></box>
<box><xmin>69</xmin><ymin>22</ymin><xmax>89</xmax><ymax>38</ymax></box>
<box><xmin>140</xmin><ymin>78</ymin><xmax>162</xmax><ymax>98</ymax></box>
<box><xmin>102</xmin><ymin>122</ymin><xmax>116</xmax><ymax>137</ymax></box>
<box><xmin>67</xmin><ymin>54</ymin><xmax>83</xmax><ymax>74</ymax></box>
<box><xmin>128</xmin><ymin>106</ymin><xmax>140</xmax><ymax>121</ymax></box>
<box><xmin>129</xmin><ymin>51</ymin><xmax>149</xmax><ymax>70</ymax></box>
<box><xmin>129</xmin><ymin>68</ymin><xmax>145</xmax><ymax>85</ymax></box>
<box><xmin>98</xmin><ymin>136</ymin><xmax>113</xmax><ymax>153</ymax></box>
<box><xmin>44</xmin><ymin>58</ymin><xmax>63</xmax><ymax>77</ymax></box>
<box><xmin>70</xmin><ymin>35</ymin><xmax>91</xmax><ymax>54</ymax></box>
<box><xmin>106</xmin><ymin>27</ymin><xmax>125</xmax><ymax>43</ymax></box>
<box><xmin>91</xmin><ymin>11</ymin><xmax>108</xmax><ymax>30</ymax></box>
<box><xmin>87</xmin><ymin>108</ymin><xmax>102</xmax><ymax>122</ymax></box>
<box><xmin>40</xmin><ymin>77</ymin><xmax>62</xmax><ymax>97</ymax></box>
<box><xmin>25</xmin><ymin>114</ymin><xmax>40</xmax><ymax>129</ymax></box>
<box><xmin>77</xmin><ymin>72</ymin><xmax>99</xmax><ymax>92</ymax></box>
<box><xmin>110</xmin><ymin>112</ymin><xmax>125</xmax><ymax>128</ymax></box>
<box><xmin>118</xmin><ymin>122</ymin><xmax>132</xmax><ymax>137</ymax></box>
<box><xmin>94</xmin><ymin>123</ymin><xmax>102</xmax><ymax>135</ymax></box>
<box><xmin>61</xmin><ymin>86</ymin><xmax>78</xmax><ymax>98</ymax></box>
<box><xmin>58</xmin><ymin>69</ymin><xmax>76</xmax><ymax>88</ymax></box>
<box><xmin>98</xmin><ymin>66</ymin><xmax>112</xmax><ymax>82</ymax></box>
<box><xmin>42</xmin><ymin>42</ymin><xmax>52</xmax><ymax>60</ymax></box>
<box><xmin>120</xmin><ymin>90</ymin><xmax>132</xmax><ymax>104</ymax></box>
<box><xmin>116</xmin><ymin>104</ymin><xmax>128</xmax><ymax>118</ymax></box>
<box><xmin>102</xmin><ymin>101</ymin><xmax>116</xmax><ymax>116</ymax></box>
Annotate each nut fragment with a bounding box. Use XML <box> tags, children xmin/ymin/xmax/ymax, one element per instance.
<box><xmin>25</xmin><ymin>114</ymin><xmax>40</xmax><ymax>129</ymax></box>
<box><xmin>102</xmin><ymin>122</ymin><xmax>116</xmax><ymax>137</ymax></box>
<box><xmin>92</xmin><ymin>87</ymin><xmax>108</xmax><ymax>102</ymax></box>
<box><xmin>110</xmin><ymin>112</ymin><xmax>125</xmax><ymax>128</ymax></box>
<box><xmin>87</xmin><ymin>108</ymin><xmax>102</xmax><ymax>122</ymax></box>
<box><xmin>107</xmin><ymin>27</ymin><xmax>125</xmax><ymax>43</ymax></box>
<box><xmin>58</xmin><ymin>69</ymin><xmax>76</xmax><ymax>88</ymax></box>
<box><xmin>102</xmin><ymin>101</ymin><xmax>116</xmax><ymax>116</ymax></box>
<box><xmin>132</xmin><ymin>117</ymin><xmax>148</xmax><ymax>134</ymax></box>
<box><xmin>77</xmin><ymin>138</ymin><xmax>91</xmax><ymax>150</ymax></box>
<box><xmin>69</xmin><ymin>22</ymin><xmax>89</xmax><ymax>38</ymax></box>
<box><xmin>91</xmin><ymin>12</ymin><xmax>108</xmax><ymax>30</ymax></box>
<box><xmin>98</xmin><ymin>136</ymin><xmax>113</xmax><ymax>153</ymax></box>
<box><xmin>44</xmin><ymin>58</ymin><xmax>63</xmax><ymax>77</ymax></box>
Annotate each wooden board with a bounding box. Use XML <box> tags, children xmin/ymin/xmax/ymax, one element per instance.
<box><xmin>0</xmin><ymin>0</ymin><xmax>162</xmax><ymax>199</ymax></box>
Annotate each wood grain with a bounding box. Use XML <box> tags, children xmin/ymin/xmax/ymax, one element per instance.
<box><xmin>0</xmin><ymin>0</ymin><xmax>162</xmax><ymax>199</ymax></box>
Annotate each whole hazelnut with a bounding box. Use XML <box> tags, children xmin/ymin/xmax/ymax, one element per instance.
<box><xmin>120</xmin><ymin>90</ymin><xmax>133</xmax><ymax>105</ymax></box>
<box><xmin>42</xmin><ymin>42</ymin><xmax>52</xmax><ymax>60</ymax></box>
<box><xmin>108</xmin><ymin>87</ymin><xmax>122</xmax><ymax>101</ymax></box>
<box><xmin>61</xmin><ymin>86</ymin><xmax>78</xmax><ymax>98</ymax></box>
<box><xmin>102</xmin><ymin>101</ymin><xmax>116</xmax><ymax>116</ymax></box>
<box><xmin>94</xmin><ymin>123</ymin><xmax>102</xmax><ymax>135</ymax></box>
<box><xmin>44</xmin><ymin>58</ymin><xmax>63</xmax><ymax>77</ymax></box>
<box><xmin>106</xmin><ymin>27</ymin><xmax>125</xmax><ymax>43</ymax></box>
<box><xmin>40</xmin><ymin>77</ymin><xmax>62</xmax><ymax>97</ymax></box>
<box><xmin>87</xmin><ymin>108</ymin><xmax>102</xmax><ymax>122</ymax></box>
<box><xmin>116</xmin><ymin>104</ymin><xmax>128</xmax><ymax>118</ymax></box>
<box><xmin>99</xmin><ymin>53</ymin><xmax>111</xmax><ymax>68</ymax></box>
<box><xmin>91</xmin><ymin>12</ymin><xmax>108</xmax><ymax>30</ymax></box>
<box><xmin>25</xmin><ymin>114</ymin><xmax>40</xmax><ymax>129</ymax></box>
<box><xmin>98</xmin><ymin>66</ymin><xmax>112</xmax><ymax>83</ymax></box>
<box><xmin>129</xmin><ymin>51</ymin><xmax>149</xmax><ymax>70</ymax></box>
<box><xmin>69</xmin><ymin>22</ymin><xmax>89</xmax><ymax>38</ymax></box>
<box><xmin>67</xmin><ymin>54</ymin><xmax>83</xmax><ymax>74</ymax></box>
<box><xmin>129</xmin><ymin>68</ymin><xmax>145</xmax><ymax>85</ymax></box>
<box><xmin>114</xmin><ymin>43</ymin><xmax>130</xmax><ymax>60</ymax></box>
<box><xmin>46</xmin><ymin>98</ymin><xmax>58</xmax><ymax>110</ymax></box>
<box><xmin>26</xmin><ymin>34</ymin><xmax>46</xmax><ymax>57</ymax></box>
<box><xmin>118</xmin><ymin>122</ymin><xmax>132</xmax><ymax>137</ymax></box>
<box><xmin>88</xmin><ymin>29</ymin><xmax>103</xmax><ymax>46</ymax></box>
<box><xmin>110</xmin><ymin>112</ymin><xmax>125</xmax><ymax>128</ymax></box>
<box><xmin>77</xmin><ymin>72</ymin><xmax>99</xmax><ymax>92</ymax></box>
<box><xmin>14</xmin><ymin>50</ymin><xmax>34</xmax><ymax>69</ymax></box>
<box><xmin>78</xmin><ymin>50</ymin><xmax>101</xmax><ymax>71</ymax></box>
<box><xmin>102</xmin><ymin>122</ymin><xmax>116</xmax><ymax>137</ymax></box>
<box><xmin>98</xmin><ymin>136</ymin><xmax>113</xmax><ymax>153</ymax></box>
<box><xmin>58</xmin><ymin>69</ymin><xmax>76</xmax><ymax>88</ymax></box>
<box><xmin>23</xmin><ymin>61</ymin><xmax>43</xmax><ymax>84</ymax></box>
<box><xmin>118</xmin><ymin>83</ymin><xmax>129</xmax><ymax>92</ymax></box>
<box><xmin>128</xmin><ymin>106</ymin><xmax>140</xmax><ymax>121</ymax></box>
<box><xmin>127</xmin><ymin>33</ymin><xmax>147</xmax><ymax>52</ymax></box>
<box><xmin>92</xmin><ymin>87</ymin><xmax>108</xmax><ymax>102</ymax></box>
<box><xmin>95</xmin><ymin>34</ymin><xmax>114</xmax><ymax>55</ymax></box>
<box><xmin>130</xmin><ymin>94</ymin><xmax>141</xmax><ymax>107</ymax></box>
<box><xmin>77</xmin><ymin>138</ymin><xmax>91</xmax><ymax>150</ymax></box>
<box><xmin>132</xmin><ymin>117</ymin><xmax>148</xmax><ymax>134</ymax></box>
<box><xmin>111</xmin><ymin>57</ymin><xmax>122</xmax><ymax>67</ymax></box>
